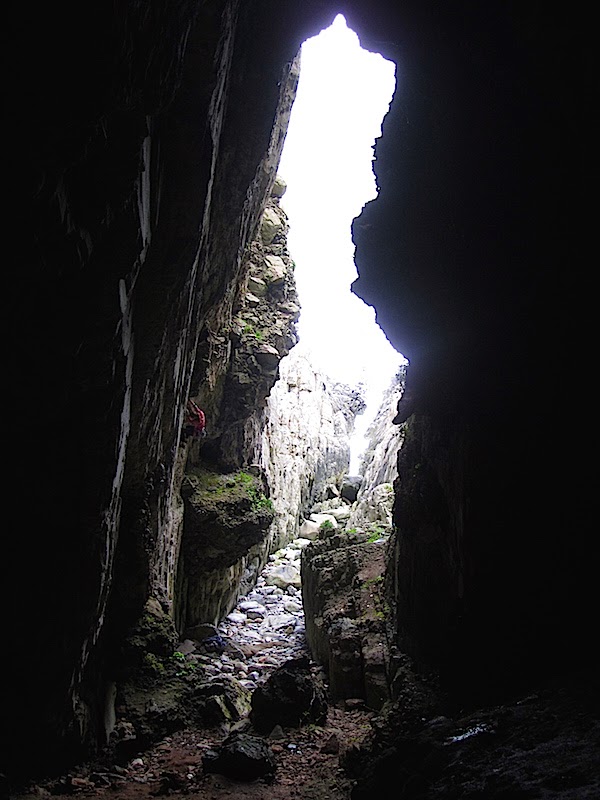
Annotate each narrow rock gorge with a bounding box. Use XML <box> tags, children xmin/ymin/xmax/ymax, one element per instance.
<box><xmin>5</xmin><ymin>1</ymin><xmax>596</xmax><ymax>798</ymax></box>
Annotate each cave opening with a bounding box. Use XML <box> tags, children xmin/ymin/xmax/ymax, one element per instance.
<box><xmin>277</xmin><ymin>13</ymin><xmax>406</xmax><ymax>473</ymax></box>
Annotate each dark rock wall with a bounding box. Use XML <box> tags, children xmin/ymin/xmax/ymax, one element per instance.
<box><xmin>5</xmin><ymin>0</ymin><xmax>305</xmax><ymax>778</ymax></box>
<box><xmin>4</xmin><ymin>0</ymin><xmax>587</xmax><ymax>781</ymax></box>
<box><xmin>348</xmin><ymin>3</ymin><xmax>588</xmax><ymax>701</ymax></box>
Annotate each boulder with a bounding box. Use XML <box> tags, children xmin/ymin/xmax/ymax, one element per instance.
<box><xmin>248</xmin><ymin>274</ymin><xmax>267</xmax><ymax>296</ymax></box>
<box><xmin>329</xmin><ymin>506</ymin><xmax>351</xmax><ymax>522</ymax></box>
<box><xmin>341</xmin><ymin>476</ymin><xmax>362</xmax><ymax>503</ymax></box>
<box><xmin>264</xmin><ymin>563</ymin><xmax>301</xmax><ymax>589</ymax></box>
<box><xmin>250</xmin><ymin>657</ymin><xmax>328</xmax><ymax>733</ymax></box>
<box><xmin>271</xmin><ymin>175</ymin><xmax>287</xmax><ymax>198</ymax></box>
<box><xmin>255</xmin><ymin>343</ymin><xmax>280</xmax><ymax>371</ymax></box>
<box><xmin>174</xmin><ymin>639</ymin><xmax>197</xmax><ymax>656</ymax></box>
<box><xmin>183</xmin><ymin>623</ymin><xmax>219</xmax><ymax>642</ymax></box>
<box><xmin>299</xmin><ymin>519</ymin><xmax>320</xmax><ymax>540</ymax></box>
<box><xmin>203</xmin><ymin>732</ymin><xmax>276</xmax><ymax>780</ymax></box>
<box><xmin>309</xmin><ymin>513</ymin><xmax>338</xmax><ymax>530</ymax></box>
<box><xmin>264</xmin><ymin>255</ymin><xmax>286</xmax><ymax>284</ymax></box>
<box><xmin>260</xmin><ymin>207</ymin><xmax>284</xmax><ymax>245</ymax></box>
<box><xmin>190</xmin><ymin>675</ymin><xmax>251</xmax><ymax>726</ymax></box>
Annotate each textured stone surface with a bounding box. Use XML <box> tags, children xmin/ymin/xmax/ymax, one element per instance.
<box><xmin>255</xmin><ymin>349</ymin><xmax>364</xmax><ymax>548</ymax></box>
<box><xmin>210</xmin><ymin>189</ymin><xmax>300</xmax><ymax>472</ymax></box>
<box><xmin>301</xmin><ymin>533</ymin><xmax>389</xmax><ymax>709</ymax></box>
<box><xmin>6</xmin><ymin>1</ymin><xmax>305</xmax><ymax>776</ymax></box>
<box><xmin>175</xmin><ymin>469</ymin><xmax>274</xmax><ymax>629</ymax></box>
<box><xmin>203</xmin><ymin>732</ymin><xmax>277</xmax><ymax>780</ymax></box>
<box><xmin>250</xmin><ymin>657</ymin><xmax>328</xmax><ymax>733</ymax></box>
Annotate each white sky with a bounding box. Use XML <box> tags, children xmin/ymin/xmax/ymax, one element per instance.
<box><xmin>278</xmin><ymin>14</ymin><xmax>406</xmax><ymax>472</ymax></box>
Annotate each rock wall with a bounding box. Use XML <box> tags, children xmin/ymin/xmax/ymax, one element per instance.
<box><xmin>6</xmin><ymin>0</ymin><xmax>306</xmax><ymax>778</ymax></box>
<box><xmin>208</xmin><ymin>179</ymin><xmax>300</xmax><ymax>471</ymax></box>
<box><xmin>347</xmin><ymin>2</ymin><xmax>587</xmax><ymax>701</ymax></box>
<box><xmin>348</xmin><ymin>369</ymin><xmax>406</xmax><ymax>532</ymax></box>
<box><xmin>171</xmin><ymin>180</ymin><xmax>365</xmax><ymax>636</ymax></box>
<box><xmin>256</xmin><ymin>349</ymin><xmax>365</xmax><ymax>547</ymax></box>
<box><xmin>169</xmin><ymin>180</ymin><xmax>300</xmax><ymax>634</ymax></box>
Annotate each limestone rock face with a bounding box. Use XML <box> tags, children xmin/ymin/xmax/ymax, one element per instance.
<box><xmin>173</xmin><ymin>182</ymin><xmax>364</xmax><ymax>634</ymax></box>
<box><xmin>212</xmin><ymin>188</ymin><xmax>300</xmax><ymax>471</ymax></box>
<box><xmin>255</xmin><ymin>349</ymin><xmax>365</xmax><ymax>548</ymax></box>
<box><xmin>347</xmin><ymin>370</ymin><xmax>405</xmax><ymax>534</ymax></box>
<box><xmin>357</xmin><ymin>370</ymin><xmax>406</xmax><ymax>491</ymax></box>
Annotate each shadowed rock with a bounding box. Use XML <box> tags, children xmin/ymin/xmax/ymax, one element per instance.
<box><xmin>250</xmin><ymin>657</ymin><xmax>328</xmax><ymax>734</ymax></box>
<box><xmin>203</xmin><ymin>732</ymin><xmax>276</xmax><ymax>781</ymax></box>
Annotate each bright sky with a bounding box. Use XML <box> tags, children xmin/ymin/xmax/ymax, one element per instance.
<box><xmin>278</xmin><ymin>14</ymin><xmax>406</xmax><ymax>472</ymax></box>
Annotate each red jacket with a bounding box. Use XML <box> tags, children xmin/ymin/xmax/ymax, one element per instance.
<box><xmin>187</xmin><ymin>401</ymin><xmax>205</xmax><ymax>433</ymax></box>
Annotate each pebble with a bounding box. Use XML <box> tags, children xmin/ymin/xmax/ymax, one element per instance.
<box><xmin>226</xmin><ymin>612</ymin><xmax>247</xmax><ymax>624</ymax></box>
<box><xmin>186</xmin><ymin>537</ymin><xmax>312</xmax><ymax>688</ymax></box>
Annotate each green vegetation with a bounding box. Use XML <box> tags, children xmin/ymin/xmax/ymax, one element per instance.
<box><xmin>367</xmin><ymin>526</ymin><xmax>386</xmax><ymax>542</ymax></box>
<box><xmin>185</xmin><ymin>468</ymin><xmax>273</xmax><ymax>514</ymax></box>
<box><xmin>319</xmin><ymin>519</ymin><xmax>335</xmax><ymax>535</ymax></box>
<box><xmin>242</xmin><ymin>323</ymin><xmax>264</xmax><ymax>341</ymax></box>
<box><xmin>237</xmin><ymin>471</ymin><xmax>274</xmax><ymax>512</ymax></box>
<box><xmin>142</xmin><ymin>652</ymin><xmax>165</xmax><ymax>676</ymax></box>
<box><xmin>170</xmin><ymin>651</ymin><xmax>197</xmax><ymax>677</ymax></box>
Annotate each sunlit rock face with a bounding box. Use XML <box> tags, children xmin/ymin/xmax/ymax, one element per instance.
<box><xmin>172</xmin><ymin>182</ymin><xmax>363</xmax><ymax>644</ymax></box>
<box><xmin>209</xmin><ymin>186</ymin><xmax>300</xmax><ymax>471</ymax></box>
<box><xmin>348</xmin><ymin>369</ymin><xmax>406</xmax><ymax>532</ymax></box>
<box><xmin>256</xmin><ymin>348</ymin><xmax>365</xmax><ymax>548</ymax></box>
<box><xmin>168</xmin><ymin>184</ymin><xmax>301</xmax><ymax>642</ymax></box>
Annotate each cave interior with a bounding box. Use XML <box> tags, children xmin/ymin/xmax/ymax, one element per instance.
<box><xmin>4</xmin><ymin>0</ymin><xmax>593</xmax><ymax>790</ymax></box>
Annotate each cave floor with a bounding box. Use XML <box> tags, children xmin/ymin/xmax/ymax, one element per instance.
<box><xmin>19</xmin><ymin>704</ymin><xmax>373</xmax><ymax>800</ymax></box>
<box><xmin>13</xmin><ymin>695</ymin><xmax>375</xmax><ymax>798</ymax></box>
<box><xmin>11</xmin><ymin>538</ymin><xmax>377</xmax><ymax>800</ymax></box>
<box><xmin>9</xmin><ymin>534</ymin><xmax>600</xmax><ymax>799</ymax></box>
<box><xmin>13</xmin><ymin>670</ymin><xmax>600</xmax><ymax>800</ymax></box>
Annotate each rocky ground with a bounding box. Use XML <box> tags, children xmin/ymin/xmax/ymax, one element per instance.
<box><xmin>7</xmin><ymin>528</ymin><xmax>600</xmax><ymax>800</ymax></box>
<box><xmin>9</xmin><ymin>537</ymin><xmax>377</xmax><ymax>800</ymax></box>
<box><xmin>11</xmin><ymin>705</ymin><xmax>373</xmax><ymax>800</ymax></box>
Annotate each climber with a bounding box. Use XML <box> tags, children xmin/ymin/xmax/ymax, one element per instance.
<box><xmin>183</xmin><ymin>399</ymin><xmax>206</xmax><ymax>439</ymax></box>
